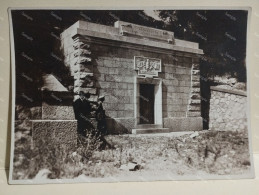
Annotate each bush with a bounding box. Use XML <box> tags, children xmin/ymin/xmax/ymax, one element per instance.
<box><xmin>76</xmin><ymin>129</ymin><xmax>102</xmax><ymax>161</ymax></box>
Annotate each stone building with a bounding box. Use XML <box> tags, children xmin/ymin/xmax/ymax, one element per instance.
<box><xmin>58</xmin><ymin>20</ymin><xmax>204</xmax><ymax>134</ymax></box>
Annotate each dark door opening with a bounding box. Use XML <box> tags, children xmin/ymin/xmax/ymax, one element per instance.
<box><xmin>139</xmin><ymin>83</ymin><xmax>154</xmax><ymax>124</ymax></box>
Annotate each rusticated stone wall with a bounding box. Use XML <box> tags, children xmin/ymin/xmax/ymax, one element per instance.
<box><xmin>209</xmin><ymin>86</ymin><xmax>247</xmax><ymax>131</ymax></box>
<box><xmin>187</xmin><ymin>62</ymin><xmax>201</xmax><ymax>117</ymax></box>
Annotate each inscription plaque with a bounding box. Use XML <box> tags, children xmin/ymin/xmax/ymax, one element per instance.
<box><xmin>115</xmin><ymin>21</ymin><xmax>174</xmax><ymax>43</ymax></box>
<box><xmin>134</xmin><ymin>56</ymin><xmax>162</xmax><ymax>77</ymax></box>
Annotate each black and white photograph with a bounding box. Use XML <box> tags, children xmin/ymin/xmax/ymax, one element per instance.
<box><xmin>8</xmin><ymin>8</ymin><xmax>254</xmax><ymax>184</ymax></box>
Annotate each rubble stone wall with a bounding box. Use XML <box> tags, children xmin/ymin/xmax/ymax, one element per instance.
<box><xmin>209</xmin><ymin>86</ymin><xmax>247</xmax><ymax>131</ymax></box>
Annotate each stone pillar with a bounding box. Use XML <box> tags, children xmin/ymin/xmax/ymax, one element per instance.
<box><xmin>187</xmin><ymin>58</ymin><xmax>201</xmax><ymax>117</ymax></box>
<box><xmin>70</xmin><ymin>35</ymin><xmax>98</xmax><ymax>130</ymax></box>
<box><xmin>71</xmin><ymin>35</ymin><xmax>98</xmax><ymax>102</ymax></box>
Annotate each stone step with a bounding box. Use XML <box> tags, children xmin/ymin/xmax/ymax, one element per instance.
<box><xmin>135</xmin><ymin>124</ymin><xmax>163</xmax><ymax>129</ymax></box>
<box><xmin>132</xmin><ymin>128</ymin><xmax>170</xmax><ymax>134</ymax></box>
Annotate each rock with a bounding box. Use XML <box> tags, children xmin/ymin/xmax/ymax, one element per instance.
<box><xmin>30</xmin><ymin>107</ymin><xmax>42</xmax><ymax>119</ymax></box>
<box><xmin>190</xmin><ymin>132</ymin><xmax>199</xmax><ymax>138</ymax></box>
<box><xmin>76</xmin><ymin>174</ymin><xmax>92</xmax><ymax>181</ymax></box>
<box><xmin>72</xmin><ymin>151</ymin><xmax>77</xmax><ymax>157</ymax></box>
<box><xmin>224</xmin><ymin>168</ymin><xmax>231</xmax><ymax>174</ymax></box>
<box><xmin>34</xmin><ymin>169</ymin><xmax>51</xmax><ymax>180</ymax></box>
<box><xmin>215</xmin><ymin>99</ymin><xmax>219</xmax><ymax>104</ymax></box>
<box><xmin>230</xmin><ymin>94</ymin><xmax>236</xmax><ymax>100</ymax></box>
<box><xmin>140</xmin><ymin>163</ymin><xmax>146</xmax><ymax>168</ymax></box>
<box><xmin>234</xmin><ymin>82</ymin><xmax>246</xmax><ymax>90</ymax></box>
<box><xmin>119</xmin><ymin>162</ymin><xmax>141</xmax><ymax>171</ymax></box>
<box><xmin>228</xmin><ymin>78</ymin><xmax>237</xmax><ymax>85</ymax></box>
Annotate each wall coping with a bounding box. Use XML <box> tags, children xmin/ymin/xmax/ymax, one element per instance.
<box><xmin>61</xmin><ymin>20</ymin><xmax>203</xmax><ymax>55</ymax></box>
<box><xmin>210</xmin><ymin>86</ymin><xmax>247</xmax><ymax>97</ymax></box>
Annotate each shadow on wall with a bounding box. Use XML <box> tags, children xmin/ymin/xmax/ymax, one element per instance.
<box><xmin>200</xmin><ymin>79</ymin><xmax>212</xmax><ymax>130</ymax></box>
<box><xmin>105</xmin><ymin>116</ymin><xmax>135</xmax><ymax>134</ymax></box>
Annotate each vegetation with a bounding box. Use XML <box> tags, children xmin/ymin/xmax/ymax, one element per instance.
<box><xmin>13</xmin><ymin>129</ymin><xmax>251</xmax><ymax>180</ymax></box>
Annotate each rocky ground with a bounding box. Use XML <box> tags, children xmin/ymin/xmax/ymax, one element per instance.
<box><xmin>12</xmin><ymin>129</ymin><xmax>252</xmax><ymax>180</ymax></box>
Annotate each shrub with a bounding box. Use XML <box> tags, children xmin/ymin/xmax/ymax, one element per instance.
<box><xmin>76</xmin><ymin>129</ymin><xmax>102</xmax><ymax>161</ymax></box>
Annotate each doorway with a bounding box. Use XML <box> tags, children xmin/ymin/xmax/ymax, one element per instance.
<box><xmin>139</xmin><ymin>84</ymin><xmax>154</xmax><ymax>124</ymax></box>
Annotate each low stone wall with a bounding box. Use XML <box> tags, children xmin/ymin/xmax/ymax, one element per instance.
<box><xmin>32</xmin><ymin>120</ymin><xmax>77</xmax><ymax>150</ymax></box>
<box><xmin>209</xmin><ymin>86</ymin><xmax>247</xmax><ymax>131</ymax></box>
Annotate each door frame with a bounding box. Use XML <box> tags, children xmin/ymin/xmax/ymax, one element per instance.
<box><xmin>134</xmin><ymin>76</ymin><xmax>162</xmax><ymax>126</ymax></box>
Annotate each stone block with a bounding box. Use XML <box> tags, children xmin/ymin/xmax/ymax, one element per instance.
<box><xmin>105</xmin><ymin>75</ymin><xmax>122</xmax><ymax>82</ymax></box>
<box><xmin>163</xmin><ymin>79</ymin><xmax>174</xmax><ymax>86</ymax></box>
<box><xmin>73</xmin><ymin>41</ymin><xmax>90</xmax><ymax>50</ymax></box>
<box><xmin>74</xmin><ymin>78</ymin><xmax>94</xmax><ymax>88</ymax></box>
<box><xmin>127</xmin><ymin>83</ymin><xmax>134</xmax><ymax>90</ymax></box>
<box><xmin>98</xmin><ymin>81</ymin><xmax>111</xmax><ymax>89</ymax></box>
<box><xmin>125</xmin><ymin>103</ymin><xmax>134</xmax><ymax>111</ymax></box>
<box><xmin>172</xmin><ymin>98</ymin><xmax>183</xmax><ymax>105</ymax></box>
<box><xmin>97</xmin><ymin>66</ymin><xmax>109</xmax><ymax>74</ymax></box>
<box><xmin>192</xmin><ymin>75</ymin><xmax>200</xmax><ymax>81</ymax></box>
<box><xmin>125</xmin><ymin>90</ymin><xmax>134</xmax><ymax>96</ymax></box>
<box><xmin>42</xmin><ymin>103</ymin><xmax>75</xmax><ymax>120</ymax></box>
<box><xmin>72</xmin><ymin>56</ymin><xmax>92</xmax><ymax>65</ymax></box>
<box><xmin>74</xmin><ymin>87</ymin><xmax>97</xmax><ymax>95</ymax></box>
<box><xmin>76</xmin><ymin>64</ymin><xmax>93</xmax><ymax>73</ymax></box>
<box><xmin>191</xmin><ymin>88</ymin><xmax>200</xmax><ymax>93</ymax></box>
<box><xmin>191</xmin><ymin>93</ymin><xmax>200</xmax><ymax>99</ymax></box>
<box><xmin>183</xmin><ymin>57</ymin><xmax>192</xmax><ymax>63</ymax></box>
<box><xmin>176</xmin><ymin>68</ymin><xmax>188</xmax><ymax>75</ymax></box>
<box><xmin>187</xmin><ymin>111</ymin><xmax>201</xmax><ymax>117</ymax></box>
<box><xmin>103</xmin><ymin>59</ymin><xmax>113</xmax><ymax>68</ymax></box>
<box><xmin>192</xmin><ymin>70</ymin><xmax>200</xmax><ymax>75</ymax></box>
<box><xmin>179</xmin><ymin>87</ymin><xmax>187</xmax><ymax>93</ymax></box>
<box><xmin>108</xmin><ymin>68</ymin><xmax>119</xmax><ymax>75</ymax></box>
<box><xmin>105</xmin><ymin>110</ymin><xmax>118</xmax><ymax>118</ymax></box>
<box><xmin>104</xmin><ymin>103</ymin><xmax>125</xmax><ymax>111</ymax></box>
<box><xmin>192</xmin><ymin>57</ymin><xmax>200</xmax><ymax>63</ymax></box>
<box><xmin>185</xmin><ymin>80</ymin><xmax>191</xmax><ymax>87</ymax></box>
<box><xmin>192</xmin><ymin>82</ymin><xmax>200</xmax><ymax>87</ymax></box>
<box><xmin>94</xmin><ymin>73</ymin><xmax>105</xmax><ymax>81</ymax></box>
<box><xmin>189</xmin><ymin>99</ymin><xmax>201</xmax><ymax>105</ymax></box>
<box><xmin>188</xmin><ymin>105</ymin><xmax>201</xmax><ymax>111</ymax></box>
<box><xmin>179</xmin><ymin>81</ymin><xmax>185</xmax><ymax>86</ymax></box>
<box><xmin>124</xmin><ymin>110</ymin><xmax>134</xmax><ymax>117</ymax></box>
<box><xmin>32</xmin><ymin>120</ymin><xmax>77</xmax><ymax>151</ymax></box>
<box><xmin>111</xmin><ymin>89</ymin><xmax>125</xmax><ymax>96</ymax></box>
<box><xmin>163</xmin><ymin>117</ymin><xmax>203</xmax><ymax>131</ymax></box>
<box><xmin>192</xmin><ymin>63</ymin><xmax>200</xmax><ymax>69</ymax></box>
<box><xmin>74</xmin><ymin>72</ymin><xmax>93</xmax><ymax>80</ymax></box>
<box><xmin>94</xmin><ymin>58</ymin><xmax>104</xmax><ymax>66</ymax></box>
<box><xmin>176</xmin><ymin>74</ymin><xmax>191</xmax><ymax>81</ymax></box>
<box><xmin>73</xmin><ymin>48</ymin><xmax>91</xmax><ymax>57</ymax></box>
<box><xmin>165</xmin><ymin>73</ymin><xmax>174</xmax><ymax>80</ymax></box>
<box><xmin>89</xmin><ymin>95</ymin><xmax>98</xmax><ymax>102</ymax></box>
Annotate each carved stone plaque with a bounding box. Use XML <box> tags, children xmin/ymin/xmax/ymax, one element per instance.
<box><xmin>134</xmin><ymin>56</ymin><xmax>162</xmax><ymax>77</ymax></box>
<box><xmin>115</xmin><ymin>21</ymin><xmax>174</xmax><ymax>43</ymax></box>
